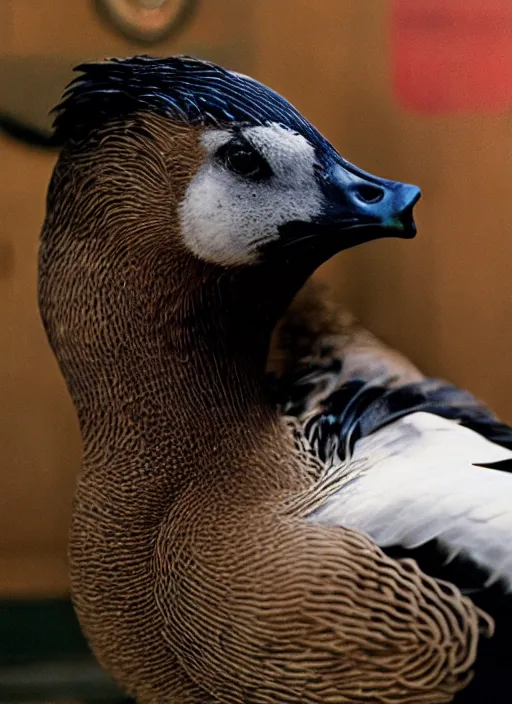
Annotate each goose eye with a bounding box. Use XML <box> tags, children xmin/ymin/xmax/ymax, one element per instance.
<box><xmin>216</xmin><ymin>141</ymin><xmax>272</xmax><ymax>181</ymax></box>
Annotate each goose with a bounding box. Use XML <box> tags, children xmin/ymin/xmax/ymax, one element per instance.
<box><xmin>38</xmin><ymin>55</ymin><xmax>490</xmax><ymax>704</ymax></box>
<box><xmin>271</xmin><ymin>281</ymin><xmax>512</xmax><ymax>703</ymax></box>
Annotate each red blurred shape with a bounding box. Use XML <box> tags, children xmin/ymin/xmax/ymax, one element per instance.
<box><xmin>392</xmin><ymin>0</ymin><xmax>512</xmax><ymax>113</ymax></box>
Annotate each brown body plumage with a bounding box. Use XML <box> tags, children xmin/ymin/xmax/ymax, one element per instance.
<box><xmin>269</xmin><ymin>279</ymin><xmax>424</xmax><ymax>410</ymax></box>
<box><xmin>38</xmin><ymin>59</ymin><xmax>490</xmax><ymax>703</ymax></box>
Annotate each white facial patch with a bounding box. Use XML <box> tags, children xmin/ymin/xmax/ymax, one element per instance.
<box><xmin>178</xmin><ymin>123</ymin><xmax>325</xmax><ymax>266</ymax></box>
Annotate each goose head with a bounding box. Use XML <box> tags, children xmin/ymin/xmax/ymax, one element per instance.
<box><xmin>39</xmin><ymin>56</ymin><xmax>420</xmax><ymax>416</ymax></box>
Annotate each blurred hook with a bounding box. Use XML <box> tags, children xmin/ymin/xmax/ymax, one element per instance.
<box><xmin>0</xmin><ymin>112</ymin><xmax>61</xmax><ymax>150</ymax></box>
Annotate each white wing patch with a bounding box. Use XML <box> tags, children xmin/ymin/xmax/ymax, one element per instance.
<box><xmin>179</xmin><ymin>123</ymin><xmax>324</xmax><ymax>266</ymax></box>
<box><xmin>309</xmin><ymin>412</ymin><xmax>512</xmax><ymax>590</ymax></box>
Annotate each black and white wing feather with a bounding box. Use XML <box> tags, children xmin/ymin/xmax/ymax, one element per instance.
<box><xmin>271</xmin><ymin>281</ymin><xmax>512</xmax><ymax>703</ymax></box>
<box><xmin>271</xmin><ymin>283</ymin><xmax>512</xmax><ymax>589</ymax></box>
<box><xmin>310</xmin><ymin>410</ymin><xmax>512</xmax><ymax>589</ymax></box>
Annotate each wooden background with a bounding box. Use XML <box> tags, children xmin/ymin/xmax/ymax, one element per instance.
<box><xmin>1</xmin><ymin>0</ymin><xmax>511</xmax><ymax>595</ymax></box>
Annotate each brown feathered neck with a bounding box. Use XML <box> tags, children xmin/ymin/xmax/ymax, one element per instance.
<box><xmin>38</xmin><ymin>113</ymin><xmax>308</xmax><ymax>493</ymax></box>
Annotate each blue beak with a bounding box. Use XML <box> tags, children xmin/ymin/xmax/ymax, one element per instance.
<box><xmin>319</xmin><ymin>160</ymin><xmax>421</xmax><ymax>238</ymax></box>
<box><xmin>275</xmin><ymin>158</ymin><xmax>420</xmax><ymax>263</ymax></box>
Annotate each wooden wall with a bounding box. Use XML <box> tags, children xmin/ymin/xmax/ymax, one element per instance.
<box><xmin>252</xmin><ymin>0</ymin><xmax>512</xmax><ymax>419</ymax></box>
<box><xmin>1</xmin><ymin>0</ymin><xmax>511</xmax><ymax>595</ymax></box>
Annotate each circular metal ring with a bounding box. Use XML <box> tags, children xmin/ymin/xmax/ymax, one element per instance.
<box><xmin>94</xmin><ymin>0</ymin><xmax>198</xmax><ymax>45</ymax></box>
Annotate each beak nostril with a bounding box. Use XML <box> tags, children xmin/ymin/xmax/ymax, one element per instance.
<box><xmin>354</xmin><ymin>184</ymin><xmax>385</xmax><ymax>204</ymax></box>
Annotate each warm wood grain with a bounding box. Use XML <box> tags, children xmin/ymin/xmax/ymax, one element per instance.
<box><xmin>0</xmin><ymin>135</ymin><xmax>77</xmax><ymax>591</ymax></box>
<box><xmin>254</xmin><ymin>0</ymin><xmax>512</xmax><ymax>421</ymax></box>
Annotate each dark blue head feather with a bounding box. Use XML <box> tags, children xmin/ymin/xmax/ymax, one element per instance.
<box><xmin>53</xmin><ymin>55</ymin><xmax>331</xmax><ymax>150</ymax></box>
